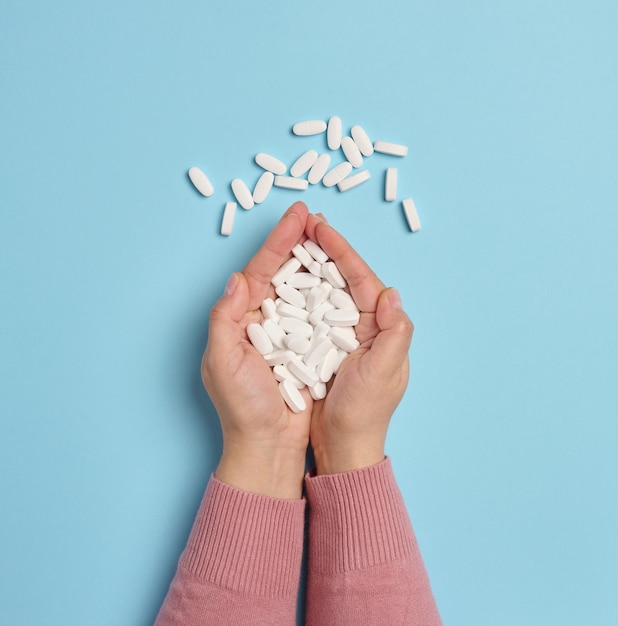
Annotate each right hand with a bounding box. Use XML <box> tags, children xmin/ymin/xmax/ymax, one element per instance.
<box><xmin>304</xmin><ymin>214</ymin><xmax>414</xmax><ymax>475</ymax></box>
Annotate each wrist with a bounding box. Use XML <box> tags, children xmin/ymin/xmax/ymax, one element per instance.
<box><xmin>216</xmin><ymin>443</ymin><xmax>306</xmax><ymax>499</ymax></box>
<box><xmin>312</xmin><ymin>443</ymin><xmax>385</xmax><ymax>476</ymax></box>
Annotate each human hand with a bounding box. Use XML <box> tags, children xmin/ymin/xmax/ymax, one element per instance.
<box><xmin>304</xmin><ymin>214</ymin><xmax>414</xmax><ymax>475</ymax></box>
<box><xmin>201</xmin><ymin>202</ymin><xmax>313</xmax><ymax>499</ymax></box>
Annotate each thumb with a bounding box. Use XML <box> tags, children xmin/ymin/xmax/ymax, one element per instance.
<box><xmin>370</xmin><ymin>288</ymin><xmax>414</xmax><ymax>377</ymax></box>
<box><xmin>207</xmin><ymin>272</ymin><xmax>250</xmax><ymax>354</ymax></box>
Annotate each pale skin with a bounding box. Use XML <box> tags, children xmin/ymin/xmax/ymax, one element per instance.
<box><xmin>201</xmin><ymin>201</ymin><xmax>414</xmax><ymax>499</ymax></box>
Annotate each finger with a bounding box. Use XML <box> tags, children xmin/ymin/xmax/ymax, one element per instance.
<box><xmin>370</xmin><ymin>288</ymin><xmax>414</xmax><ymax>377</ymax></box>
<box><xmin>312</xmin><ymin>221</ymin><xmax>385</xmax><ymax>313</ymax></box>
<box><xmin>305</xmin><ymin>213</ymin><xmax>328</xmax><ymax>240</ymax></box>
<box><xmin>243</xmin><ymin>202</ymin><xmax>308</xmax><ymax>309</ymax></box>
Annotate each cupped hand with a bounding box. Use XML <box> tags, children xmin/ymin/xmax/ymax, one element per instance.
<box><xmin>304</xmin><ymin>214</ymin><xmax>414</xmax><ymax>475</ymax></box>
<box><xmin>201</xmin><ymin>202</ymin><xmax>314</xmax><ymax>498</ymax></box>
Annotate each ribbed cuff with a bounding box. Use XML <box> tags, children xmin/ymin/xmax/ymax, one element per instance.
<box><xmin>305</xmin><ymin>458</ymin><xmax>415</xmax><ymax>574</ymax></box>
<box><xmin>180</xmin><ymin>476</ymin><xmax>306</xmax><ymax>597</ymax></box>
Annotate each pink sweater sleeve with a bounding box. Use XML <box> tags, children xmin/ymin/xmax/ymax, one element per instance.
<box><xmin>154</xmin><ymin>476</ymin><xmax>306</xmax><ymax>626</ymax></box>
<box><xmin>304</xmin><ymin>458</ymin><xmax>442</xmax><ymax>626</ymax></box>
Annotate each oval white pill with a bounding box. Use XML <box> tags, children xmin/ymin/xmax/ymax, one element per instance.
<box><xmin>278</xmin><ymin>317</ymin><xmax>313</xmax><ymax>338</ymax></box>
<box><xmin>329</xmin><ymin>289</ymin><xmax>359</xmax><ymax>312</ymax></box>
<box><xmin>329</xmin><ymin>327</ymin><xmax>360</xmax><ymax>352</ymax></box>
<box><xmin>373</xmin><ymin>140</ymin><xmax>408</xmax><ymax>157</ymax></box>
<box><xmin>324</xmin><ymin>309</ymin><xmax>360</xmax><ymax>327</ymax></box>
<box><xmin>255</xmin><ymin>153</ymin><xmax>287</xmax><ymax>175</ymax></box>
<box><xmin>306</xmin><ymin>284</ymin><xmax>330</xmax><ymax>311</ymax></box>
<box><xmin>220</xmin><ymin>201</ymin><xmax>236</xmax><ymax>236</ymax></box>
<box><xmin>303</xmin><ymin>240</ymin><xmax>329</xmax><ymax>264</ymax></box>
<box><xmin>274</xmin><ymin>176</ymin><xmax>309</xmax><ymax>190</ymax></box>
<box><xmin>273</xmin><ymin>365</ymin><xmax>304</xmax><ymax>388</ymax></box>
<box><xmin>308</xmin><ymin>301</ymin><xmax>335</xmax><ymax>325</ymax></box>
<box><xmin>231</xmin><ymin>178</ymin><xmax>254</xmax><ymax>210</ymax></box>
<box><xmin>290</xmin><ymin>150</ymin><xmax>319</xmax><ymax>177</ymax></box>
<box><xmin>246</xmin><ymin>323</ymin><xmax>273</xmax><ymax>355</ymax></box>
<box><xmin>322</xmin><ymin>162</ymin><xmax>353</xmax><ymax>188</ymax></box>
<box><xmin>341</xmin><ymin>136</ymin><xmax>363</xmax><ymax>168</ymax></box>
<box><xmin>304</xmin><ymin>337</ymin><xmax>334</xmax><ymax>369</ymax></box>
<box><xmin>262</xmin><ymin>318</ymin><xmax>287</xmax><ymax>349</ymax></box>
<box><xmin>333</xmin><ymin>349</ymin><xmax>348</xmax><ymax>373</ymax></box>
<box><xmin>275</xmin><ymin>283</ymin><xmax>306</xmax><ymax>309</ymax></box>
<box><xmin>327</xmin><ymin>116</ymin><xmax>342</xmax><ymax>150</ymax></box>
<box><xmin>291</xmin><ymin>243</ymin><xmax>314</xmax><ymax>268</ymax></box>
<box><xmin>264</xmin><ymin>349</ymin><xmax>295</xmax><ymax>366</ymax></box>
<box><xmin>285</xmin><ymin>272</ymin><xmax>322</xmax><ymax>289</ymax></box>
<box><xmin>307</xmin><ymin>153</ymin><xmax>331</xmax><ymax>184</ymax></box>
<box><xmin>322</xmin><ymin>261</ymin><xmax>347</xmax><ymax>289</ymax></box>
<box><xmin>318</xmin><ymin>348</ymin><xmax>339</xmax><ymax>383</ymax></box>
<box><xmin>279</xmin><ymin>379</ymin><xmax>307</xmax><ymax>413</ymax></box>
<box><xmin>188</xmin><ymin>167</ymin><xmax>214</xmax><ymax>197</ymax></box>
<box><xmin>271</xmin><ymin>258</ymin><xmax>301</xmax><ymax>287</ymax></box>
<box><xmin>309</xmin><ymin>382</ymin><xmax>327</xmax><ymax>400</ymax></box>
<box><xmin>337</xmin><ymin>170</ymin><xmax>370</xmax><ymax>193</ymax></box>
<box><xmin>285</xmin><ymin>334</ymin><xmax>311</xmax><ymax>355</ymax></box>
<box><xmin>350</xmin><ymin>125</ymin><xmax>374</xmax><ymax>157</ymax></box>
<box><xmin>293</xmin><ymin>119</ymin><xmax>327</xmax><ymax>136</ymax></box>
<box><xmin>307</xmin><ymin>261</ymin><xmax>323</xmax><ymax>278</ymax></box>
<box><xmin>277</xmin><ymin>301</ymin><xmax>310</xmax><ymax>321</ymax></box>
<box><xmin>311</xmin><ymin>321</ymin><xmax>331</xmax><ymax>343</ymax></box>
<box><xmin>261</xmin><ymin>298</ymin><xmax>279</xmax><ymax>321</ymax></box>
<box><xmin>288</xmin><ymin>358</ymin><xmax>319</xmax><ymax>387</ymax></box>
<box><xmin>252</xmin><ymin>171</ymin><xmax>274</xmax><ymax>204</ymax></box>
<box><xmin>402</xmin><ymin>197</ymin><xmax>421</xmax><ymax>232</ymax></box>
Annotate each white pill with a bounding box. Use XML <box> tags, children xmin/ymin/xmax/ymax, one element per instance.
<box><xmin>307</xmin><ymin>261</ymin><xmax>323</xmax><ymax>277</ymax></box>
<box><xmin>261</xmin><ymin>298</ymin><xmax>279</xmax><ymax>321</ymax></box>
<box><xmin>285</xmin><ymin>272</ymin><xmax>322</xmax><ymax>289</ymax></box>
<box><xmin>327</xmin><ymin>116</ymin><xmax>342</xmax><ymax>150</ymax></box>
<box><xmin>309</xmin><ymin>382</ymin><xmax>327</xmax><ymax>400</ymax></box>
<box><xmin>291</xmin><ymin>243</ymin><xmax>314</xmax><ymax>269</ymax></box>
<box><xmin>324</xmin><ymin>309</ymin><xmax>360</xmax><ymax>327</ymax></box>
<box><xmin>188</xmin><ymin>167</ymin><xmax>214</xmax><ymax>197</ymax></box>
<box><xmin>318</xmin><ymin>348</ymin><xmax>339</xmax><ymax>382</ymax></box>
<box><xmin>278</xmin><ymin>317</ymin><xmax>313</xmax><ymax>338</ymax></box>
<box><xmin>253</xmin><ymin>171</ymin><xmax>274</xmax><ymax>204</ymax></box>
<box><xmin>288</xmin><ymin>357</ymin><xmax>319</xmax><ymax>387</ymax></box>
<box><xmin>333</xmin><ymin>349</ymin><xmax>348</xmax><ymax>374</ymax></box>
<box><xmin>290</xmin><ymin>150</ymin><xmax>319</xmax><ymax>177</ymax></box>
<box><xmin>271</xmin><ymin>258</ymin><xmax>301</xmax><ymax>287</ymax></box>
<box><xmin>220</xmin><ymin>201</ymin><xmax>236</xmax><ymax>236</ymax></box>
<box><xmin>308</xmin><ymin>300</ymin><xmax>335</xmax><ymax>325</ymax></box>
<box><xmin>337</xmin><ymin>170</ymin><xmax>371</xmax><ymax>193</ymax></box>
<box><xmin>246</xmin><ymin>323</ymin><xmax>273</xmax><ymax>355</ymax></box>
<box><xmin>255</xmin><ymin>153</ymin><xmax>287</xmax><ymax>175</ymax></box>
<box><xmin>350</xmin><ymin>125</ymin><xmax>374</xmax><ymax>157</ymax></box>
<box><xmin>322</xmin><ymin>261</ymin><xmax>347</xmax><ymax>289</ymax></box>
<box><xmin>262</xmin><ymin>319</ymin><xmax>287</xmax><ymax>349</ymax></box>
<box><xmin>304</xmin><ymin>337</ymin><xmax>334</xmax><ymax>368</ymax></box>
<box><xmin>311</xmin><ymin>321</ymin><xmax>331</xmax><ymax>343</ymax></box>
<box><xmin>275</xmin><ymin>283</ymin><xmax>306</xmax><ymax>309</ymax></box>
<box><xmin>274</xmin><ymin>176</ymin><xmax>309</xmax><ymax>191</ymax></box>
<box><xmin>341</xmin><ymin>136</ymin><xmax>363</xmax><ymax>168</ymax></box>
<box><xmin>285</xmin><ymin>334</ymin><xmax>311</xmax><ymax>355</ymax></box>
<box><xmin>385</xmin><ymin>168</ymin><xmax>397</xmax><ymax>202</ymax></box>
<box><xmin>277</xmin><ymin>301</ymin><xmax>310</xmax><ymax>321</ymax></box>
<box><xmin>373</xmin><ymin>140</ymin><xmax>408</xmax><ymax>157</ymax></box>
<box><xmin>402</xmin><ymin>198</ymin><xmax>421</xmax><ymax>232</ymax></box>
<box><xmin>273</xmin><ymin>365</ymin><xmax>304</xmax><ymax>388</ymax></box>
<box><xmin>264</xmin><ymin>349</ymin><xmax>295</xmax><ymax>366</ymax></box>
<box><xmin>322</xmin><ymin>161</ymin><xmax>353</xmax><ymax>188</ymax></box>
<box><xmin>306</xmin><ymin>284</ymin><xmax>329</xmax><ymax>311</ymax></box>
<box><xmin>329</xmin><ymin>289</ymin><xmax>358</xmax><ymax>312</ymax></box>
<box><xmin>329</xmin><ymin>326</ymin><xmax>360</xmax><ymax>352</ymax></box>
<box><xmin>293</xmin><ymin>120</ymin><xmax>327</xmax><ymax>136</ymax></box>
<box><xmin>279</xmin><ymin>379</ymin><xmax>307</xmax><ymax>413</ymax></box>
<box><xmin>308</xmin><ymin>153</ymin><xmax>331</xmax><ymax>184</ymax></box>
<box><xmin>231</xmin><ymin>178</ymin><xmax>254</xmax><ymax>210</ymax></box>
<box><xmin>303</xmin><ymin>240</ymin><xmax>329</xmax><ymax>263</ymax></box>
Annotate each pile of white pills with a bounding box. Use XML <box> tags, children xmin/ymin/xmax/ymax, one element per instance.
<box><xmin>188</xmin><ymin>116</ymin><xmax>422</xmax><ymax>236</ymax></box>
<box><xmin>247</xmin><ymin>239</ymin><xmax>360</xmax><ymax>413</ymax></box>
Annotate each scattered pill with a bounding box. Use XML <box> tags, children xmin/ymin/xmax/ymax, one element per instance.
<box><xmin>293</xmin><ymin>120</ymin><xmax>327</xmax><ymax>136</ymax></box>
<box><xmin>373</xmin><ymin>140</ymin><xmax>408</xmax><ymax>157</ymax></box>
<box><xmin>337</xmin><ymin>170</ymin><xmax>370</xmax><ymax>193</ymax></box>
<box><xmin>253</xmin><ymin>171</ymin><xmax>274</xmax><ymax>204</ymax></box>
<box><xmin>385</xmin><ymin>168</ymin><xmax>397</xmax><ymax>202</ymax></box>
<box><xmin>327</xmin><ymin>116</ymin><xmax>342</xmax><ymax>150</ymax></box>
<box><xmin>402</xmin><ymin>197</ymin><xmax>421</xmax><ymax>232</ymax></box>
<box><xmin>279</xmin><ymin>379</ymin><xmax>307</xmax><ymax>413</ymax></box>
<box><xmin>341</xmin><ymin>136</ymin><xmax>363</xmax><ymax>168</ymax></box>
<box><xmin>231</xmin><ymin>178</ymin><xmax>254</xmax><ymax>210</ymax></box>
<box><xmin>308</xmin><ymin>153</ymin><xmax>331</xmax><ymax>184</ymax></box>
<box><xmin>220</xmin><ymin>201</ymin><xmax>236</xmax><ymax>236</ymax></box>
<box><xmin>290</xmin><ymin>150</ymin><xmax>319</xmax><ymax>177</ymax></box>
<box><xmin>188</xmin><ymin>167</ymin><xmax>214</xmax><ymax>197</ymax></box>
<box><xmin>274</xmin><ymin>176</ymin><xmax>309</xmax><ymax>191</ymax></box>
<box><xmin>247</xmin><ymin>323</ymin><xmax>273</xmax><ymax>355</ymax></box>
<box><xmin>322</xmin><ymin>162</ymin><xmax>353</xmax><ymax>188</ymax></box>
<box><xmin>350</xmin><ymin>125</ymin><xmax>374</xmax><ymax>157</ymax></box>
<box><xmin>255</xmin><ymin>153</ymin><xmax>287</xmax><ymax>175</ymax></box>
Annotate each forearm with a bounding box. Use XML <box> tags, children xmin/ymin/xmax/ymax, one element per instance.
<box><xmin>154</xmin><ymin>476</ymin><xmax>305</xmax><ymax>626</ymax></box>
<box><xmin>305</xmin><ymin>458</ymin><xmax>441</xmax><ymax>626</ymax></box>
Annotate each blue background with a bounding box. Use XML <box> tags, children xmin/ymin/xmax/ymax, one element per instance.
<box><xmin>1</xmin><ymin>1</ymin><xmax>617</xmax><ymax>624</ymax></box>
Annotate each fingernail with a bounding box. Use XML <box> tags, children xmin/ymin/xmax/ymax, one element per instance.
<box><xmin>224</xmin><ymin>273</ymin><xmax>238</xmax><ymax>296</ymax></box>
<box><xmin>389</xmin><ymin>288</ymin><xmax>402</xmax><ymax>310</ymax></box>
<box><xmin>314</xmin><ymin>213</ymin><xmax>327</xmax><ymax>223</ymax></box>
